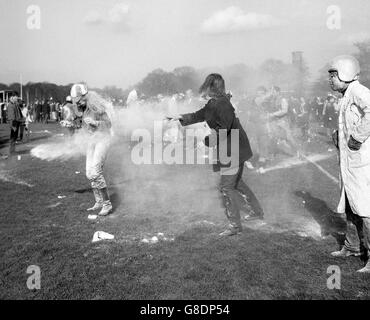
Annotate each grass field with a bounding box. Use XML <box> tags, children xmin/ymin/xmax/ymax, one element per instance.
<box><xmin>0</xmin><ymin>122</ymin><xmax>369</xmax><ymax>300</ymax></box>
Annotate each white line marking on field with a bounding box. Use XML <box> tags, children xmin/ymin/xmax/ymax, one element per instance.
<box><xmin>31</xmin><ymin>130</ymin><xmax>52</xmax><ymax>134</ymax></box>
<box><xmin>301</xmin><ymin>154</ymin><xmax>339</xmax><ymax>184</ymax></box>
<box><xmin>0</xmin><ymin>170</ymin><xmax>35</xmax><ymax>187</ymax></box>
<box><xmin>256</xmin><ymin>153</ymin><xmax>339</xmax><ymax>184</ymax></box>
<box><xmin>259</xmin><ymin>153</ymin><xmax>332</xmax><ymax>172</ymax></box>
<box><xmin>245</xmin><ymin>217</ymin><xmax>323</xmax><ymax>240</ymax></box>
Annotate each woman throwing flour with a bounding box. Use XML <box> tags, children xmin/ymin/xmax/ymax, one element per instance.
<box><xmin>169</xmin><ymin>74</ymin><xmax>264</xmax><ymax>236</ymax></box>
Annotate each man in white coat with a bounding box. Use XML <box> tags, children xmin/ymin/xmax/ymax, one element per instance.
<box><xmin>329</xmin><ymin>55</ymin><xmax>370</xmax><ymax>273</ymax></box>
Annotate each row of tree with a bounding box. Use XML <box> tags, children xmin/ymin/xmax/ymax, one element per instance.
<box><xmin>0</xmin><ymin>82</ymin><xmax>127</xmax><ymax>104</ymax></box>
<box><xmin>312</xmin><ymin>40</ymin><xmax>370</xmax><ymax>96</ymax></box>
<box><xmin>0</xmin><ymin>59</ymin><xmax>310</xmax><ymax>103</ymax></box>
<box><xmin>1</xmin><ymin>39</ymin><xmax>369</xmax><ymax>103</ymax></box>
<box><xmin>135</xmin><ymin>60</ymin><xmax>309</xmax><ymax>98</ymax></box>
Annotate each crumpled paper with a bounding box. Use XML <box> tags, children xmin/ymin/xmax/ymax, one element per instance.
<box><xmin>92</xmin><ymin>231</ymin><xmax>114</xmax><ymax>243</ymax></box>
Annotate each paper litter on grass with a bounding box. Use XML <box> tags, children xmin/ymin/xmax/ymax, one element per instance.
<box><xmin>141</xmin><ymin>233</ymin><xmax>175</xmax><ymax>244</ymax></box>
<box><xmin>92</xmin><ymin>231</ymin><xmax>115</xmax><ymax>243</ymax></box>
<box><xmin>46</xmin><ymin>202</ymin><xmax>62</xmax><ymax>208</ymax></box>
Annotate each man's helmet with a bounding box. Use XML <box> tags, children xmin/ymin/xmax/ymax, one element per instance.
<box><xmin>70</xmin><ymin>83</ymin><xmax>88</xmax><ymax>98</ymax></box>
<box><xmin>328</xmin><ymin>55</ymin><xmax>360</xmax><ymax>82</ymax></box>
<box><xmin>66</xmin><ymin>95</ymin><xmax>72</xmax><ymax>102</ymax></box>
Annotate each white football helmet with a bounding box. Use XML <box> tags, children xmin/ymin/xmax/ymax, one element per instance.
<box><xmin>328</xmin><ymin>55</ymin><xmax>360</xmax><ymax>82</ymax></box>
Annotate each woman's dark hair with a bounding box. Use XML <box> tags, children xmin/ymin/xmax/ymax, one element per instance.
<box><xmin>199</xmin><ymin>73</ymin><xmax>226</xmax><ymax>97</ymax></box>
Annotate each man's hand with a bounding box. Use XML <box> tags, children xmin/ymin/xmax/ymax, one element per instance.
<box><xmin>165</xmin><ymin>115</ymin><xmax>183</xmax><ymax>121</ymax></box>
<box><xmin>348</xmin><ymin>135</ymin><xmax>362</xmax><ymax>151</ymax></box>
<box><xmin>332</xmin><ymin>130</ymin><xmax>339</xmax><ymax>149</ymax></box>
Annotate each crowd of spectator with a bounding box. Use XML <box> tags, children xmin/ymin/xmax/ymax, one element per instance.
<box><xmin>0</xmin><ymin>93</ymin><xmax>75</xmax><ymax>158</ymax></box>
<box><xmin>0</xmin><ymin>89</ymin><xmax>340</xmax><ymax>162</ymax></box>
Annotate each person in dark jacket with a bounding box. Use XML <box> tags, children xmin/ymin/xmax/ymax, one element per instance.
<box><xmin>35</xmin><ymin>100</ymin><xmax>42</xmax><ymax>122</ymax></box>
<box><xmin>171</xmin><ymin>74</ymin><xmax>264</xmax><ymax>236</ymax></box>
<box><xmin>42</xmin><ymin>100</ymin><xmax>49</xmax><ymax>123</ymax></box>
<box><xmin>7</xmin><ymin>93</ymin><xmax>23</xmax><ymax>155</ymax></box>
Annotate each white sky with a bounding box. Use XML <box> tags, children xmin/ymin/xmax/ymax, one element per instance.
<box><xmin>0</xmin><ymin>0</ymin><xmax>369</xmax><ymax>88</ymax></box>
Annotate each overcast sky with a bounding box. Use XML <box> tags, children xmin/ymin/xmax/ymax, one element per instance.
<box><xmin>1</xmin><ymin>0</ymin><xmax>369</xmax><ymax>89</ymax></box>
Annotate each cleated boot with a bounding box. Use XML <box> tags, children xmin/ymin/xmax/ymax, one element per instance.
<box><xmin>98</xmin><ymin>201</ymin><xmax>113</xmax><ymax>216</ymax></box>
<box><xmin>87</xmin><ymin>188</ymin><xmax>103</xmax><ymax>211</ymax></box>
<box><xmin>219</xmin><ymin>225</ymin><xmax>242</xmax><ymax>237</ymax></box>
<box><xmin>357</xmin><ymin>260</ymin><xmax>370</xmax><ymax>273</ymax></box>
<box><xmin>98</xmin><ymin>188</ymin><xmax>113</xmax><ymax>216</ymax></box>
<box><xmin>244</xmin><ymin>212</ymin><xmax>264</xmax><ymax>221</ymax></box>
<box><xmin>331</xmin><ymin>247</ymin><xmax>361</xmax><ymax>258</ymax></box>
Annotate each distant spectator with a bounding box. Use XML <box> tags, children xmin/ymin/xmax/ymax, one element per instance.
<box><xmin>7</xmin><ymin>93</ymin><xmax>23</xmax><ymax>156</ymax></box>
<box><xmin>316</xmin><ymin>97</ymin><xmax>325</xmax><ymax>123</ymax></box>
<box><xmin>56</xmin><ymin>102</ymin><xmax>62</xmax><ymax>122</ymax></box>
<box><xmin>42</xmin><ymin>99</ymin><xmax>49</xmax><ymax>123</ymax></box>
<box><xmin>0</xmin><ymin>102</ymin><xmax>3</xmax><ymax>123</ymax></box>
<box><xmin>126</xmin><ymin>89</ymin><xmax>138</xmax><ymax>106</ymax></box>
<box><xmin>322</xmin><ymin>95</ymin><xmax>338</xmax><ymax>137</ymax></box>
<box><xmin>20</xmin><ymin>102</ymin><xmax>31</xmax><ymax>142</ymax></box>
<box><xmin>17</xmin><ymin>99</ymin><xmax>27</xmax><ymax>142</ymax></box>
<box><xmin>307</xmin><ymin>98</ymin><xmax>317</xmax><ymax>123</ymax></box>
<box><xmin>29</xmin><ymin>103</ymin><xmax>35</xmax><ymax>122</ymax></box>
<box><xmin>248</xmin><ymin>86</ymin><xmax>270</xmax><ymax>166</ymax></box>
<box><xmin>297</xmin><ymin>97</ymin><xmax>310</xmax><ymax>140</ymax></box>
<box><xmin>35</xmin><ymin>100</ymin><xmax>42</xmax><ymax>122</ymax></box>
<box><xmin>288</xmin><ymin>96</ymin><xmax>299</xmax><ymax>126</ymax></box>
<box><xmin>49</xmin><ymin>98</ymin><xmax>56</xmax><ymax>121</ymax></box>
<box><xmin>1</xmin><ymin>102</ymin><xmax>7</xmax><ymax>124</ymax></box>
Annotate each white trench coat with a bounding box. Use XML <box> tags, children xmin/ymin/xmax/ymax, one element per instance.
<box><xmin>337</xmin><ymin>80</ymin><xmax>370</xmax><ymax>218</ymax></box>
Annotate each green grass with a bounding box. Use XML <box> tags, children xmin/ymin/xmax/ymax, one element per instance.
<box><xmin>0</xmin><ymin>123</ymin><xmax>369</xmax><ymax>300</ymax></box>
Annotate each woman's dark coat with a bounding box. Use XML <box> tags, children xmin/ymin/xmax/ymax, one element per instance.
<box><xmin>180</xmin><ymin>95</ymin><xmax>252</xmax><ymax>171</ymax></box>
